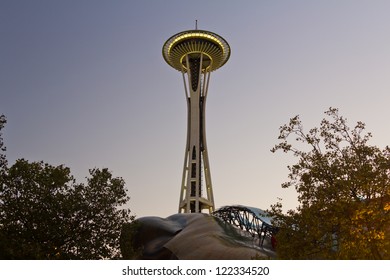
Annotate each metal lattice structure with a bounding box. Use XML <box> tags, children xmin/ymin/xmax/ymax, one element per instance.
<box><xmin>162</xmin><ymin>28</ymin><xmax>230</xmax><ymax>213</ymax></box>
<box><xmin>212</xmin><ymin>205</ymin><xmax>278</xmax><ymax>247</ymax></box>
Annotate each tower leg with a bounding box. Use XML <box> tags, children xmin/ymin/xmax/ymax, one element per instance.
<box><xmin>178</xmin><ymin>53</ymin><xmax>215</xmax><ymax>213</ymax></box>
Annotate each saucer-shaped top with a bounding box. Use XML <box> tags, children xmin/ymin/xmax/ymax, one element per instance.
<box><xmin>162</xmin><ymin>30</ymin><xmax>230</xmax><ymax>72</ymax></box>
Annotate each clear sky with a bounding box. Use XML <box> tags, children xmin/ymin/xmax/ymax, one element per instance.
<box><xmin>1</xmin><ymin>0</ymin><xmax>390</xmax><ymax>218</ymax></box>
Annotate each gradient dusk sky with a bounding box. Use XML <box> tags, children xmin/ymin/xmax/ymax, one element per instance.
<box><xmin>1</xmin><ymin>0</ymin><xmax>390</xmax><ymax>218</ymax></box>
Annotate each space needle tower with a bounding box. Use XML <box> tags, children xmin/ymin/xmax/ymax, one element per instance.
<box><xmin>162</xmin><ymin>26</ymin><xmax>230</xmax><ymax>213</ymax></box>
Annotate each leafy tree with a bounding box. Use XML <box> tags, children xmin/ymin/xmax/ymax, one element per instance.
<box><xmin>119</xmin><ymin>220</ymin><xmax>142</xmax><ymax>259</ymax></box>
<box><xmin>0</xmin><ymin>115</ymin><xmax>7</xmax><ymax>178</ymax></box>
<box><xmin>0</xmin><ymin>116</ymin><xmax>134</xmax><ymax>259</ymax></box>
<box><xmin>270</xmin><ymin>108</ymin><xmax>390</xmax><ymax>259</ymax></box>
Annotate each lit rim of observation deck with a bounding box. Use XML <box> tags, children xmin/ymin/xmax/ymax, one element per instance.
<box><xmin>162</xmin><ymin>29</ymin><xmax>231</xmax><ymax>72</ymax></box>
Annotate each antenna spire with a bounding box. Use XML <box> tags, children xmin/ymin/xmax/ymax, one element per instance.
<box><xmin>195</xmin><ymin>20</ymin><xmax>198</xmax><ymax>30</ymax></box>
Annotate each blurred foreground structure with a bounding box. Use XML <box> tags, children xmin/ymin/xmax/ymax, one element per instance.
<box><xmin>121</xmin><ymin>205</ymin><xmax>277</xmax><ymax>260</ymax></box>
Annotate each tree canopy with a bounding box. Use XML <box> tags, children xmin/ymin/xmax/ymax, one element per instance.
<box><xmin>0</xmin><ymin>115</ymin><xmax>134</xmax><ymax>259</ymax></box>
<box><xmin>270</xmin><ymin>108</ymin><xmax>390</xmax><ymax>259</ymax></box>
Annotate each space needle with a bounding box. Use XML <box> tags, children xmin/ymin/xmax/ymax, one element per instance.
<box><xmin>162</xmin><ymin>26</ymin><xmax>230</xmax><ymax>213</ymax></box>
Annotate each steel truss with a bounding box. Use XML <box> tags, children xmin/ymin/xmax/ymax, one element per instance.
<box><xmin>213</xmin><ymin>205</ymin><xmax>278</xmax><ymax>247</ymax></box>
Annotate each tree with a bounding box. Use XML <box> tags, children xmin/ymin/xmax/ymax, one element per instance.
<box><xmin>119</xmin><ymin>220</ymin><xmax>142</xmax><ymax>259</ymax></box>
<box><xmin>0</xmin><ymin>117</ymin><xmax>134</xmax><ymax>259</ymax></box>
<box><xmin>0</xmin><ymin>115</ymin><xmax>7</xmax><ymax>179</ymax></box>
<box><xmin>269</xmin><ymin>108</ymin><xmax>390</xmax><ymax>259</ymax></box>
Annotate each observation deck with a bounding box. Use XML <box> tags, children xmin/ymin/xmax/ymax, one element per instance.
<box><xmin>162</xmin><ymin>29</ymin><xmax>231</xmax><ymax>72</ymax></box>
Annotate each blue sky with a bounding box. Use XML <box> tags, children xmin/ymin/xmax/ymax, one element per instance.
<box><xmin>1</xmin><ymin>0</ymin><xmax>390</xmax><ymax>218</ymax></box>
